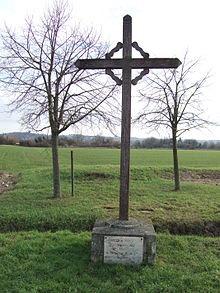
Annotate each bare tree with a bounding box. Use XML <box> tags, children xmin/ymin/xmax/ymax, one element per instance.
<box><xmin>0</xmin><ymin>0</ymin><xmax>118</xmax><ymax>198</ymax></box>
<box><xmin>135</xmin><ymin>52</ymin><xmax>211</xmax><ymax>191</ymax></box>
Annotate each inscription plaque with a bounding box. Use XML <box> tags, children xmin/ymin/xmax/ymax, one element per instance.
<box><xmin>104</xmin><ymin>236</ymin><xmax>143</xmax><ymax>264</ymax></box>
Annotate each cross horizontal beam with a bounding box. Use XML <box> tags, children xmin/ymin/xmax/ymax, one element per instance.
<box><xmin>75</xmin><ymin>58</ymin><xmax>181</xmax><ymax>70</ymax></box>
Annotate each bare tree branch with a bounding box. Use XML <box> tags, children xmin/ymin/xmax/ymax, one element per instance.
<box><xmin>135</xmin><ymin>51</ymin><xmax>214</xmax><ymax>191</ymax></box>
<box><xmin>0</xmin><ymin>0</ymin><xmax>120</xmax><ymax>197</ymax></box>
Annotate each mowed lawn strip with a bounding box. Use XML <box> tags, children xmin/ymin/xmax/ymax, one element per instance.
<box><xmin>0</xmin><ymin>231</ymin><xmax>219</xmax><ymax>293</ymax></box>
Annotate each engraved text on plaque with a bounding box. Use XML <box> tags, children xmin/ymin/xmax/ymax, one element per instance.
<box><xmin>104</xmin><ymin>236</ymin><xmax>144</xmax><ymax>264</ymax></box>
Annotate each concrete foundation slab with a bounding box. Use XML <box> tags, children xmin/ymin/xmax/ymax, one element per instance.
<box><xmin>91</xmin><ymin>218</ymin><xmax>156</xmax><ymax>265</ymax></box>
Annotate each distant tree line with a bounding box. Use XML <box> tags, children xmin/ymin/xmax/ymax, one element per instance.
<box><xmin>1</xmin><ymin>134</ymin><xmax>220</xmax><ymax>150</ymax></box>
<box><xmin>133</xmin><ymin>137</ymin><xmax>220</xmax><ymax>150</ymax></box>
<box><xmin>0</xmin><ymin>134</ymin><xmax>120</xmax><ymax>148</ymax></box>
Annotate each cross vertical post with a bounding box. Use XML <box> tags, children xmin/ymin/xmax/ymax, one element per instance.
<box><xmin>74</xmin><ymin>15</ymin><xmax>181</xmax><ymax>223</ymax></box>
<box><xmin>120</xmin><ymin>15</ymin><xmax>132</xmax><ymax>220</ymax></box>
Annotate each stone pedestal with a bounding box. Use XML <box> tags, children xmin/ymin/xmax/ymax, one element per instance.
<box><xmin>91</xmin><ymin>218</ymin><xmax>156</xmax><ymax>265</ymax></box>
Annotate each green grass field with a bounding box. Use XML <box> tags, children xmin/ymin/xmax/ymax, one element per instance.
<box><xmin>2</xmin><ymin>146</ymin><xmax>220</xmax><ymax>170</ymax></box>
<box><xmin>0</xmin><ymin>146</ymin><xmax>219</xmax><ymax>292</ymax></box>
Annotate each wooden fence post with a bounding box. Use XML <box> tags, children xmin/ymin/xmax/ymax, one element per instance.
<box><xmin>71</xmin><ymin>150</ymin><xmax>74</xmax><ymax>197</ymax></box>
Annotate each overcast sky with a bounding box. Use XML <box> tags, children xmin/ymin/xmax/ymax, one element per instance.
<box><xmin>0</xmin><ymin>0</ymin><xmax>219</xmax><ymax>139</ymax></box>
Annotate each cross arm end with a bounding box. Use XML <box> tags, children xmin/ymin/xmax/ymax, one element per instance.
<box><xmin>175</xmin><ymin>58</ymin><xmax>182</xmax><ymax>68</ymax></box>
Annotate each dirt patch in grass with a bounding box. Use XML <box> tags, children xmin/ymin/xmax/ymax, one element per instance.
<box><xmin>0</xmin><ymin>172</ymin><xmax>20</xmax><ymax>195</ymax></box>
<box><xmin>103</xmin><ymin>206</ymin><xmax>116</xmax><ymax>210</ymax></box>
<box><xmin>79</xmin><ymin>172</ymin><xmax>114</xmax><ymax>181</ymax></box>
<box><xmin>161</xmin><ymin>170</ymin><xmax>220</xmax><ymax>184</ymax></box>
<box><xmin>154</xmin><ymin>220</ymin><xmax>220</xmax><ymax>236</ymax></box>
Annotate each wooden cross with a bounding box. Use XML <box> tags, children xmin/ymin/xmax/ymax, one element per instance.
<box><xmin>75</xmin><ymin>15</ymin><xmax>181</xmax><ymax>221</ymax></box>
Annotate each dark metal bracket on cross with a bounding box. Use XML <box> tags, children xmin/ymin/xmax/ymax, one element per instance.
<box><xmin>75</xmin><ymin>15</ymin><xmax>181</xmax><ymax>221</ymax></box>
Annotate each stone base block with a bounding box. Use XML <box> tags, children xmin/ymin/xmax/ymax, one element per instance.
<box><xmin>91</xmin><ymin>218</ymin><xmax>156</xmax><ymax>265</ymax></box>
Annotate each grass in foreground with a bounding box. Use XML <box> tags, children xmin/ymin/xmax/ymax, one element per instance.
<box><xmin>0</xmin><ymin>231</ymin><xmax>219</xmax><ymax>293</ymax></box>
<box><xmin>0</xmin><ymin>146</ymin><xmax>219</xmax><ymax>292</ymax></box>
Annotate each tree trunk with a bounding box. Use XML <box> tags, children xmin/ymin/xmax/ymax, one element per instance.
<box><xmin>172</xmin><ymin>128</ymin><xmax>180</xmax><ymax>191</ymax></box>
<box><xmin>51</xmin><ymin>132</ymin><xmax>61</xmax><ymax>198</ymax></box>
